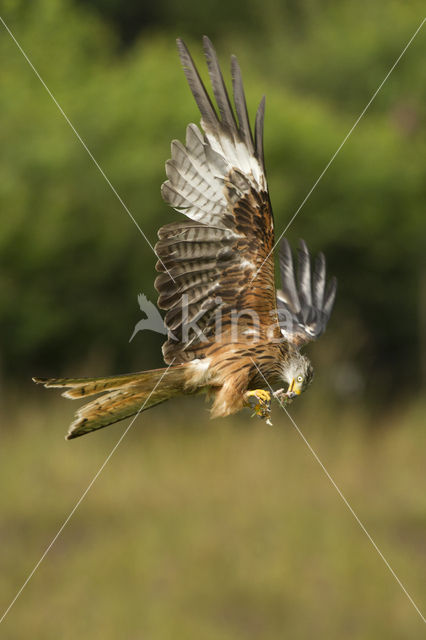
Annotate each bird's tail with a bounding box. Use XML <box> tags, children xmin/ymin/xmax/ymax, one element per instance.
<box><xmin>33</xmin><ymin>365</ymin><xmax>189</xmax><ymax>440</ymax></box>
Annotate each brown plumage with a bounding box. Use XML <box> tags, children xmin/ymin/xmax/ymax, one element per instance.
<box><xmin>33</xmin><ymin>36</ymin><xmax>336</xmax><ymax>439</ymax></box>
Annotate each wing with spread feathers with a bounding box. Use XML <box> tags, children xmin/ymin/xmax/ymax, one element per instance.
<box><xmin>156</xmin><ymin>37</ymin><xmax>280</xmax><ymax>363</ymax></box>
<box><xmin>277</xmin><ymin>239</ymin><xmax>337</xmax><ymax>347</ymax></box>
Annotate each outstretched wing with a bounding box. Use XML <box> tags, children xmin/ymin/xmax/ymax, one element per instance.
<box><xmin>156</xmin><ymin>37</ymin><xmax>280</xmax><ymax>364</ymax></box>
<box><xmin>277</xmin><ymin>239</ymin><xmax>337</xmax><ymax>347</ymax></box>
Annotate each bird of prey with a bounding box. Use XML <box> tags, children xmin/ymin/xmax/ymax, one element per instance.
<box><xmin>34</xmin><ymin>37</ymin><xmax>336</xmax><ymax>439</ymax></box>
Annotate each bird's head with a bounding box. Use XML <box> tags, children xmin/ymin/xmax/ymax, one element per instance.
<box><xmin>282</xmin><ymin>352</ymin><xmax>314</xmax><ymax>399</ymax></box>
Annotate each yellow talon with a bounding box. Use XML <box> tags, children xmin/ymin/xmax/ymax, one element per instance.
<box><xmin>246</xmin><ymin>389</ymin><xmax>271</xmax><ymax>404</ymax></box>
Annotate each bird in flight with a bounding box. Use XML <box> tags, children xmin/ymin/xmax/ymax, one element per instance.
<box><xmin>34</xmin><ymin>37</ymin><xmax>336</xmax><ymax>439</ymax></box>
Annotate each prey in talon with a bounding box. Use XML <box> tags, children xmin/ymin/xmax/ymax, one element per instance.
<box><xmin>245</xmin><ymin>389</ymin><xmax>272</xmax><ymax>424</ymax></box>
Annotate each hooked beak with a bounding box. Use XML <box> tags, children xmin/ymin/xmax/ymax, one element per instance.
<box><xmin>287</xmin><ymin>379</ymin><xmax>301</xmax><ymax>399</ymax></box>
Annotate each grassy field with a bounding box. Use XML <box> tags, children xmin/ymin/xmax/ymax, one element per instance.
<box><xmin>0</xmin><ymin>391</ymin><xmax>425</xmax><ymax>638</ymax></box>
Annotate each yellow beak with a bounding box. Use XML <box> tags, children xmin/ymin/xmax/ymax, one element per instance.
<box><xmin>288</xmin><ymin>379</ymin><xmax>302</xmax><ymax>396</ymax></box>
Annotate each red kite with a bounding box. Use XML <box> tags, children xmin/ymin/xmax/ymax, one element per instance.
<box><xmin>34</xmin><ymin>37</ymin><xmax>336</xmax><ymax>439</ymax></box>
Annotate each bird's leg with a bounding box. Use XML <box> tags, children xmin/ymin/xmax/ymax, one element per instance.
<box><xmin>244</xmin><ymin>389</ymin><xmax>272</xmax><ymax>425</ymax></box>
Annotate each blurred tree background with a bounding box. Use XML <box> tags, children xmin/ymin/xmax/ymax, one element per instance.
<box><xmin>1</xmin><ymin>3</ymin><xmax>425</xmax><ymax>638</ymax></box>
<box><xmin>1</xmin><ymin>0</ymin><xmax>425</xmax><ymax>405</ymax></box>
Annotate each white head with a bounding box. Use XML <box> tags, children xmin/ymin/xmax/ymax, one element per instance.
<box><xmin>283</xmin><ymin>352</ymin><xmax>314</xmax><ymax>398</ymax></box>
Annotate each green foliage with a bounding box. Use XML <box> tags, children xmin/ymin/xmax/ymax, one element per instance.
<box><xmin>0</xmin><ymin>0</ymin><xmax>425</xmax><ymax>398</ymax></box>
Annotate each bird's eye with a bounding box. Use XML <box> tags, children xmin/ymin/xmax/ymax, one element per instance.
<box><xmin>297</xmin><ymin>375</ymin><xmax>303</xmax><ymax>383</ymax></box>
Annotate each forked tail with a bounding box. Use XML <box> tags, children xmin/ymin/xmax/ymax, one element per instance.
<box><xmin>33</xmin><ymin>365</ymin><xmax>188</xmax><ymax>439</ymax></box>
